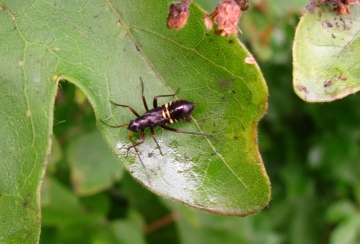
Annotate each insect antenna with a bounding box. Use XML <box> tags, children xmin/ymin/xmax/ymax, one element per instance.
<box><xmin>100</xmin><ymin>120</ymin><xmax>128</xmax><ymax>128</ymax></box>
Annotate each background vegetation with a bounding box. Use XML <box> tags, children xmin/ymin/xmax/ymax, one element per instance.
<box><xmin>11</xmin><ymin>0</ymin><xmax>360</xmax><ymax>243</ymax></box>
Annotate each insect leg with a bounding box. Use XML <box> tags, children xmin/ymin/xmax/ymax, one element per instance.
<box><xmin>139</xmin><ymin>77</ymin><xmax>179</xmax><ymax>109</ymax></box>
<box><xmin>153</xmin><ymin>88</ymin><xmax>180</xmax><ymax>108</ymax></box>
<box><xmin>161</xmin><ymin>125</ymin><xmax>213</xmax><ymax>137</ymax></box>
<box><xmin>140</xmin><ymin>77</ymin><xmax>150</xmax><ymax>111</ymax></box>
<box><xmin>128</xmin><ymin>130</ymin><xmax>151</xmax><ymax>185</ymax></box>
<box><xmin>150</xmin><ymin>127</ymin><xmax>163</xmax><ymax>155</ymax></box>
<box><xmin>109</xmin><ymin>101</ymin><xmax>141</xmax><ymax>117</ymax></box>
<box><xmin>127</xmin><ymin>130</ymin><xmax>146</xmax><ymax>155</ymax></box>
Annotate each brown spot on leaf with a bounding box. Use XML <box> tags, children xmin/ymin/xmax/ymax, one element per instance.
<box><xmin>296</xmin><ymin>85</ymin><xmax>308</xmax><ymax>92</ymax></box>
<box><xmin>338</xmin><ymin>74</ymin><xmax>347</xmax><ymax>80</ymax></box>
<box><xmin>218</xmin><ymin>79</ymin><xmax>230</xmax><ymax>88</ymax></box>
<box><xmin>324</xmin><ymin>80</ymin><xmax>332</xmax><ymax>87</ymax></box>
<box><xmin>325</xmin><ymin>21</ymin><xmax>333</xmax><ymax>28</ymax></box>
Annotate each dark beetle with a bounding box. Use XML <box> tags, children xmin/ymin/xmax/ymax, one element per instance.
<box><xmin>101</xmin><ymin>78</ymin><xmax>213</xmax><ymax>183</ymax></box>
<box><xmin>127</xmin><ymin>100</ymin><xmax>195</xmax><ymax>133</ymax></box>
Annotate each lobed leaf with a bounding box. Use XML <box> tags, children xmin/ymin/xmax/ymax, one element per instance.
<box><xmin>0</xmin><ymin>0</ymin><xmax>270</xmax><ymax>241</ymax></box>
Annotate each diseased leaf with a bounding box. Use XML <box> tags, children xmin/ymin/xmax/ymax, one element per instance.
<box><xmin>293</xmin><ymin>4</ymin><xmax>360</xmax><ymax>102</ymax></box>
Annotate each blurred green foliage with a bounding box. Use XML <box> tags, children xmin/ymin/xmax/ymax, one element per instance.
<box><xmin>41</xmin><ymin>1</ymin><xmax>360</xmax><ymax>243</ymax></box>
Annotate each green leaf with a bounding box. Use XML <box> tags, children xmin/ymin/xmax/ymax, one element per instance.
<box><xmin>0</xmin><ymin>3</ymin><xmax>57</xmax><ymax>243</ymax></box>
<box><xmin>110</xmin><ymin>220</ymin><xmax>145</xmax><ymax>244</ymax></box>
<box><xmin>329</xmin><ymin>215</ymin><xmax>360</xmax><ymax>244</ymax></box>
<box><xmin>326</xmin><ymin>200</ymin><xmax>358</xmax><ymax>222</ymax></box>
<box><xmin>293</xmin><ymin>4</ymin><xmax>360</xmax><ymax>102</ymax></box>
<box><xmin>0</xmin><ymin>0</ymin><xmax>270</xmax><ymax>240</ymax></box>
<box><xmin>41</xmin><ymin>177</ymin><xmax>86</xmax><ymax>227</ymax></box>
<box><xmin>41</xmin><ymin>177</ymin><xmax>113</xmax><ymax>243</ymax></box>
<box><xmin>67</xmin><ymin>130</ymin><xmax>123</xmax><ymax>196</ymax></box>
<box><xmin>100</xmin><ymin>1</ymin><xmax>270</xmax><ymax>216</ymax></box>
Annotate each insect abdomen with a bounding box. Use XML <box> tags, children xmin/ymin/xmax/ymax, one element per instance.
<box><xmin>162</xmin><ymin>100</ymin><xmax>195</xmax><ymax>124</ymax></box>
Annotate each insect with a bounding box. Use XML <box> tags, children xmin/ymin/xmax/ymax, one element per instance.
<box><xmin>101</xmin><ymin>78</ymin><xmax>213</xmax><ymax>183</ymax></box>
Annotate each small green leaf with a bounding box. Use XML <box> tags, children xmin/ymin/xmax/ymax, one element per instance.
<box><xmin>293</xmin><ymin>4</ymin><xmax>360</xmax><ymax>102</ymax></box>
<box><xmin>41</xmin><ymin>177</ymin><xmax>111</xmax><ymax>242</ymax></box>
<box><xmin>67</xmin><ymin>130</ymin><xmax>123</xmax><ymax>196</ymax></box>
<box><xmin>41</xmin><ymin>177</ymin><xmax>85</xmax><ymax>227</ymax></box>
<box><xmin>111</xmin><ymin>220</ymin><xmax>145</xmax><ymax>244</ymax></box>
<box><xmin>329</xmin><ymin>215</ymin><xmax>360</xmax><ymax>244</ymax></box>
